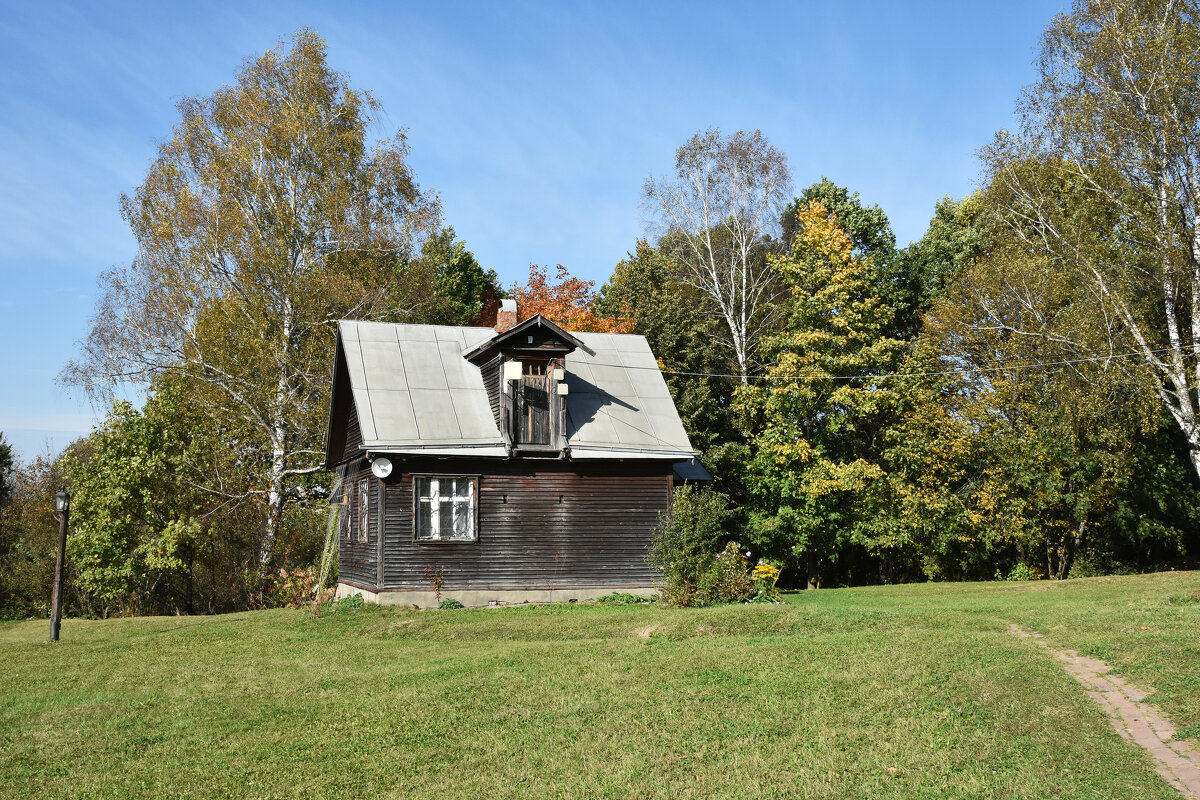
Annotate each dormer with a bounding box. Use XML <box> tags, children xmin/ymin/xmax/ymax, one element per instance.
<box><xmin>464</xmin><ymin>301</ymin><xmax>595</xmax><ymax>456</ymax></box>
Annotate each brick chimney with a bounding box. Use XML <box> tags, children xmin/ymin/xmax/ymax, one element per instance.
<box><xmin>495</xmin><ymin>298</ymin><xmax>518</xmax><ymax>332</ymax></box>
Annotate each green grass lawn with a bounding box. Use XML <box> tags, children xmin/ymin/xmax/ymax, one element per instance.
<box><xmin>2</xmin><ymin>572</ymin><xmax>1197</xmax><ymax>799</ymax></box>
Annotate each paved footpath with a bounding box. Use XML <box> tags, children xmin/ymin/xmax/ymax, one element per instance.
<box><xmin>1010</xmin><ymin>623</ymin><xmax>1200</xmax><ymax>799</ymax></box>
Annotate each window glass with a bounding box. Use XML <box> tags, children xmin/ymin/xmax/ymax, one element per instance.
<box><xmin>358</xmin><ymin>478</ymin><xmax>370</xmax><ymax>543</ymax></box>
<box><xmin>352</xmin><ymin>479</ymin><xmax>367</xmax><ymax>542</ymax></box>
<box><xmin>415</xmin><ymin>476</ymin><xmax>476</xmax><ymax>541</ymax></box>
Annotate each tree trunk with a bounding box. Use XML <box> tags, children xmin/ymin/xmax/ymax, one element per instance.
<box><xmin>260</xmin><ymin>298</ymin><xmax>294</xmax><ymax>568</ymax></box>
<box><xmin>806</xmin><ymin>551</ymin><xmax>817</xmax><ymax>590</ymax></box>
<box><xmin>1063</xmin><ymin>519</ymin><xmax>1085</xmax><ymax>580</ymax></box>
<box><xmin>1188</xmin><ymin>438</ymin><xmax>1200</xmax><ymax>487</ymax></box>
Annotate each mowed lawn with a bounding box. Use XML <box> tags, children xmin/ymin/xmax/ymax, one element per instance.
<box><xmin>1</xmin><ymin>573</ymin><xmax>1197</xmax><ymax>799</ymax></box>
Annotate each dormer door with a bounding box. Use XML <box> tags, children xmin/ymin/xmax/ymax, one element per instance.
<box><xmin>517</xmin><ymin>361</ymin><xmax>552</xmax><ymax>446</ymax></box>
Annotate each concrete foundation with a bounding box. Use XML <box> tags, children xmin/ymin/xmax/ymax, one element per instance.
<box><xmin>335</xmin><ymin>583</ymin><xmax>656</xmax><ymax>609</ymax></box>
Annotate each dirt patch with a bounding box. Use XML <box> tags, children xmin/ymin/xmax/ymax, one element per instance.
<box><xmin>634</xmin><ymin>624</ymin><xmax>664</xmax><ymax>639</ymax></box>
<box><xmin>1010</xmin><ymin>623</ymin><xmax>1200</xmax><ymax>799</ymax></box>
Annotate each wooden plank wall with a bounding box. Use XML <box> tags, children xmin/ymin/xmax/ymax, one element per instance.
<box><xmin>337</xmin><ymin>459</ymin><xmax>380</xmax><ymax>590</ymax></box>
<box><xmin>379</xmin><ymin>459</ymin><xmax>669</xmax><ymax>590</ymax></box>
<box><xmin>480</xmin><ymin>353</ymin><xmax>502</xmax><ymax>423</ymax></box>
<box><xmin>343</xmin><ymin>402</ymin><xmax>363</xmax><ymax>463</ymax></box>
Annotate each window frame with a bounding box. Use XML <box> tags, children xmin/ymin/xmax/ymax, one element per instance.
<box><xmin>340</xmin><ymin>481</ymin><xmax>352</xmax><ymax>542</ymax></box>
<box><xmin>357</xmin><ymin>477</ymin><xmax>370</xmax><ymax>543</ymax></box>
<box><xmin>411</xmin><ymin>473</ymin><xmax>480</xmax><ymax>543</ymax></box>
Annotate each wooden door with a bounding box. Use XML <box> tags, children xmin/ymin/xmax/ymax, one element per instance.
<box><xmin>518</xmin><ymin>361</ymin><xmax>552</xmax><ymax>445</ymax></box>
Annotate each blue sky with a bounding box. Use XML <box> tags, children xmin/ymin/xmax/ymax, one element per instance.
<box><xmin>0</xmin><ymin>0</ymin><xmax>1064</xmax><ymax>462</ymax></box>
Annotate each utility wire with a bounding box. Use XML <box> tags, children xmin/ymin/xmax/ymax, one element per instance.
<box><xmin>574</xmin><ymin>345</ymin><xmax>1188</xmax><ymax>383</ymax></box>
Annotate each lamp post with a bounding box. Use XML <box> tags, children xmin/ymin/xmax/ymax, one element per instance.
<box><xmin>50</xmin><ymin>487</ymin><xmax>70</xmax><ymax>642</ymax></box>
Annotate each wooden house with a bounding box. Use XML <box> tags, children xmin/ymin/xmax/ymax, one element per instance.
<box><xmin>323</xmin><ymin>300</ymin><xmax>709</xmax><ymax>607</ymax></box>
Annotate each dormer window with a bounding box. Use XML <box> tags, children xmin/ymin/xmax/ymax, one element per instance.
<box><xmin>517</xmin><ymin>360</ymin><xmax>553</xmax><ymax>446</ymax></box>
<box><xmin>462</xmin><ymin>310</ymin><xmax>595</xmax><ymax>457</ymax></box>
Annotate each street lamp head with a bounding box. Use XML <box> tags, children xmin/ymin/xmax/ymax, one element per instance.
<box><xmin>55</xmin><ymin>487</ymin><xmax>70</xmax><ymax>515</ymax></box>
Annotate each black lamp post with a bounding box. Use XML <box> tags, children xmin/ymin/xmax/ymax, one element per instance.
<box><xmin>50</xmin><ymin>487</ymin><xmax>70</xmax><ymax>642</ymax></box>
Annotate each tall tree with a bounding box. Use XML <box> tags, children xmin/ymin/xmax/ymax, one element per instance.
<box><xmin>0</xmin><ymin>433</ymin><xmax>12</xmax><ymax>510</ymax></box>
<box><xmin>643</xmin><ymin>128</ymin><xmax>792</xmax><ymax>381</ymax></box>
<box><xmin>783</xmin><ymin>179</ymin><xmax>896</xmax><ymax>258</ymax></box>
<box><xmin>783</xmin><ymin>179</ymin><xmax>927</xmax><ymax>339</ymax></box>
<box><xmin>62</xmin><ymin>30</ymin><xmax>439</xmax><ymax>568</ymax></box>
<box><xmin>510</xmin><ymin>264</ymin><xmax>632</xmax><ymax>333</ymax></box>
<box><xmin>397</xmin><ymin>226</ymin><xmax>501</xmax><ymax>325</ymax></box>
<box><xmin>892</xmin><ymin>234</ymin><xmax>1199</xmax><ymax>579</ymax></box>
<box><xmin>986</xmin><ymin>0</ymin><xmax>1200</xmax><ymax>481</ymax></box>
<box><xmin>61</xmin><ymin>394</ymin><xmax>208</xmax><ymax>615</ymax></box>
<box><xmin>898</xmin><ymin>193</ymin><xmax>994</xmax><ymax>304</ymax></box>
<box><xmin>596</xmin><ymin>242</ymin><xmax>743</xmax><ymax>479</ymax></box>
<box><xmin>740</xmin><ymin>202</ymin><xmax>906</xmax><ymax>587</ymax></box>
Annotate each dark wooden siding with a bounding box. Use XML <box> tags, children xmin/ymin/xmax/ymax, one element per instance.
<box><xmin>343</xmin><ymin>401</ymin><xmax>363</xmax><ymax>463</ymax></box>
<box><xmin>480</xmin><ymin>353</ymin><xmax>501</xmax><ymax>424</ymax></box>
<box><xmin>379</xmin><ymin>459</ymin><xmax>670</xmax><ymax>590</ymax></box>
<box><xmin>336</xmin><ymin>459</ymin><xmax>380</xmax><ymax>590</ymax></box>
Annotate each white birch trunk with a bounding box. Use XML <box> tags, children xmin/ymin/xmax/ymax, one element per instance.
<box><xmin>260</xmin><ymin>296</ymin><xmax>294</xmax><ymax>567</ymax></box>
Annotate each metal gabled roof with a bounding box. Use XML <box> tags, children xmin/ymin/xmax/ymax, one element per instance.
<box><xmin>333</xmin><ymin>319</ymin><xmax>698</xmax><ymax>460</ymax></box>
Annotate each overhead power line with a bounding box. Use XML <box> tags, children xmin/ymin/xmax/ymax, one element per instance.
<box><xmin>578</xmin><ymin>345</ymin><xmax>1186</xmax><ymax>383</ymax></box>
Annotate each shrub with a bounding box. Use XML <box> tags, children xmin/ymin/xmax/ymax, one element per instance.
<box><xmin>594</xmin><ymin>592</ymin><xmax>654</xmax><ymax>605</ymax></box>
<box><xmin>274</xmin><ymin>566</ymin><xmax>318</xmax><ymax>608</ymax></box>
<box><xmin>695</xmin><ymin>542</ymin><xmax>756</xmax><ymax>605</ymax></box>
<box><xmin>649</xmin><ymin>485</ymin><xmax>732</xmax><ymax>588</ymax></box>
<box><xmin>995</xmin><ymin>563</ymin><xmax>1039</xmax><ymax>582</ymax></box>
<box><xmin>333</xmin><ymin>593</ymin><xmax>364</xmax><ymax>612</ymax></box>
<box><xmin>439</xmin><ymin>598</ymin><xmax>465</xmax><ymax>610</ymax></box>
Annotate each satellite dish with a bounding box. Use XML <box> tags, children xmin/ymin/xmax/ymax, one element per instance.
<box><xmin>370</xmin><ymin>457</ymin><xmax>393</xmax><ymax>479</ymax></box>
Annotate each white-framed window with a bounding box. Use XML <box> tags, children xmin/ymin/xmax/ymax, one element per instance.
<box><xmin>340</xmin><ymin>482</ymin><xmax>352</xmax><ymax>542</ymax></box>
<box><xmin>357</xmin><ymin>478</ymin><xmax>370</xmax><ymax>543</ymax></box>
<box><xmin>414</xmin><ymin>475</ymin><xmax>477</xmax><ymax>542</ymax></box>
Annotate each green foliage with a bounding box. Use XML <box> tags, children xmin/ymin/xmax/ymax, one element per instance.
<box><xmin>648</xmin><ymin>484</ymin><xmax>733</xmax><ymax>589</ymax></box>
<box><xmin>438</xmin><ymin>598</ymin><xmax>465</xmax><ymax>610</ymax></box>
<box><xmin>741</xmin><ymin>201</ymin><xmax>908</xmax><ymax>587</ymax></box>
<box><xmin>593</xmin><ymin>592</ymin><xmax>654</xmax><ymax>605</ymax></box>
<box><xmin>333</xmin><ymin>593</ymin><xmax>365</xmax><ymax>612</ymax></box>
<box><xmin>996</xmin><ymin>563</ymin><xmax>1039</xmax><ymax>582</ymax></box>
<box><xmin>647</xmin><ymin>484</ymin><xmax>759</xmax><ymax>608</ymax></box>
<box><xmin>895</xmin><ymin>193</ymin><xmax>994</xmax><ymax>304</ymax></box>
<box><xmin>398</xmin><ymin>226</ymin><xmax>501</xmax><ymax>325</ymax></box>
<box><xmin>60</xmin><ymin>393</ymin><xmax>207</xmax><ymax>614</ymax></box>
<box><xmin>693</xmin><ymin>542</ymin><xmax>756</xmax><ymax>605</ymax></box>
<box><xmin>784</xmin><ymin>179</ymin><xmax>928</xmax><ymax>340</ymax></box>
<box><xmin>596</xmin><ymin>241</ymin><xmax>747</xmax><ymax>497</ymax></box>
<box><xmin>0</xmin><ymin>451</ymin><xmax>72</xmax><ymax>619</ymax></box>
<box><xmin>784</xmin><ymin>178</ymin><xmax>895</xmax><ymax>259</ymax></box>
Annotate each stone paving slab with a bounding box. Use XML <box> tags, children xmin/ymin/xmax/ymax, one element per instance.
<box><xmin>1010</xmin><ymin>623</ymin><xmax>1200</xmax><ymax>799</ymax></box>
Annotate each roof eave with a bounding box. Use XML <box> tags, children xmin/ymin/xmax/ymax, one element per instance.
<box><xmin>462</xmin><ymin>315</ymin><xmax>596</xmax><ymax>362</ymax></box>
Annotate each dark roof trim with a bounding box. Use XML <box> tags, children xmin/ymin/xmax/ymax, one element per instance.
<box><xmin>463</xmin><ymin>314</ymin><xmax>596</xmax><ymax>363</ymax></box>
<box><xmin>673</xmin><ymin>457</ymin><xmax>714</xmax><ymax>481</ymax></box>
<box><xmin>322</xmin><ymin>328</ymin><xmax>349</xmax><ymax>469</ymax></box>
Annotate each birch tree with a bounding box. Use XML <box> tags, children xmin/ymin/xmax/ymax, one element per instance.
<box><xmin>986</xmin><ymin>0</ymin><xmax>1200</xmax><ymax>480</ymax></box>
<box><xmin>643</xmin><ymin>129</ymin><xmax>791</xmax><ymax>381</ymax></box>
<box><xmin>63</xmin><ymin>30</ymin><xmax>439</xmax><ymax>568</ymax></box>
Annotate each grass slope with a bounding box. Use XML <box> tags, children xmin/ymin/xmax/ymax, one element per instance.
<box><xmin>2</xmin><ymin>572</ymin><xmax>1197</xmax><ymax>799</ymax></box>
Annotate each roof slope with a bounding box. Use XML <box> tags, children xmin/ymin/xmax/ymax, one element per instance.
<box><xmin>332</xmin><ymin>319</ymin><xmax>696</xmax><ymax>460</ymax></box>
